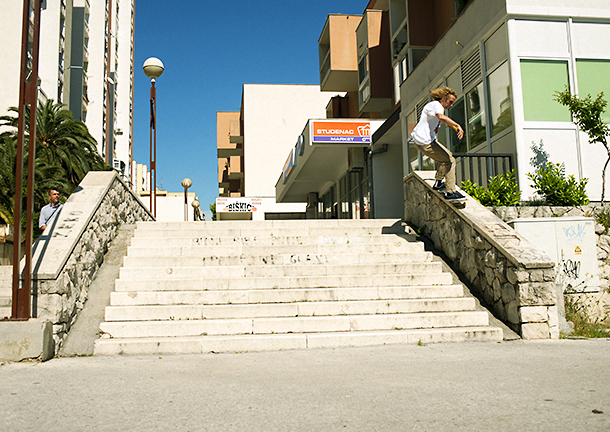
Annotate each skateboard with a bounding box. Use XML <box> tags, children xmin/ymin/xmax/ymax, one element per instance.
<box><xmin>426</xmin><ymin>178</ymin><xmax>467</xmax><ymax>206</ymax></box>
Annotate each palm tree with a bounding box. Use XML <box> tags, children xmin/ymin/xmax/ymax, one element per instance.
<box><xmin>1</xmin><ymin>100</ymin><xmax>109</xmax><ymax>189</ymax></box>
<box><xmin>0</xmin><ymin>99</ymin><xmax>110</xmax><ymax>232</ymax></box>
<box><xmin>0</xmin><ymin>133</ymin><xmax>68</xmax><ymax>229</ymax></box>
<box><xmin>0</xmin><ymin>135</ymin><xmax>17</xmax><ymax>225</ymax></box>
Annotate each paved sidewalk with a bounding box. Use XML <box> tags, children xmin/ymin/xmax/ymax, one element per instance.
<box><xmin>1</xmin><ymin>339</ymin><xmax>609</xmax><ymax>431</ymax></box>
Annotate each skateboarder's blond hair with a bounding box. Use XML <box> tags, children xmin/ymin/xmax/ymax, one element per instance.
<box><xmin>430</xmin><ymin>87</ymin><xmax>457</xmax><ymax>101</ymax></box>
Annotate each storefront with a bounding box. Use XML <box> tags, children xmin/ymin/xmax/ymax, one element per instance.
<box><xmin>215</xmin><ymin>197</ymin><xmax>305</xmax><ymax>221</ymax></box>
<box><xmin>276</xmin><ymin>118</ymin><xmax>404</xmax><ymax>219</ymax></box>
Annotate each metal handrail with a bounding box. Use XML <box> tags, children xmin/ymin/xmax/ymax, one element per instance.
<box><xmin>452</xmin><ymin>153</ymin><xmax>514</xmax><ymax>187</ymax></box>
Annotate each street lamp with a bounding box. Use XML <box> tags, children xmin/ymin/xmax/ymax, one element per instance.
<box><xmin>192</xmin><ymin>196</ymin><xmax>200</xmax><ymax>221</ymax></box>
<box><xmin>181</xmin><ymin>178</ymin><xmax>192</xmax><ymax>221</ymax></box>
<box><xmin>143</xmin><ymin>57</ymin><xmax>164</xmax><ymax>218</ymax></box>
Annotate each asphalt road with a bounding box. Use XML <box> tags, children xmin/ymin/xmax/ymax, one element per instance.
<box><xmin>1</xmin><ymin>339</ymin><xmax>609</xmax><ymax>432</ymax></box>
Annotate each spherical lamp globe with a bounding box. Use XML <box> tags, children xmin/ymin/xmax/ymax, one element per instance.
<box><xmin>181</xmin><ymin>178</ymin><xmax>192</xmax><ymax>189</ymax></box>
<box><xmin>143</xmin><ymin>57</ymin><xmax>164</xmax><ymax>80</ymax></box>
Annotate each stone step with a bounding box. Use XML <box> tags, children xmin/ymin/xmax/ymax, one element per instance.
<box><xmin>134</xmin><ymin>219</ymin><xmax>404</xmax><ymax>231</ymax></box>
<box><xmin>93</xmin><ymin>218</ymin><xmax>504</xmax><ymax>357</ymax></box>
<box><xmin>104</xmin><ymin>298</ymin><xmax>477</xmax><ymax>321</ymax></box>
<box><xmin>121</xmin><ymin>251</ymin><xmax>434</xmax><ymax>268</ymax></box>
<box><xmin>125</xmin><ymin>242</ymin><xmax>425</xmax><ymax>257</ymax></box>
<box><xmin>133</xmin><ymin>227</ymin><xmax>415</xmax><ymax>240</ymax></box>
<box><xmin>98</xmin><ymin>311</ymin><xmax>492</xmax><ymax>338</ymax></box>
<box><xmin>0</xmin><ymin>266</ymin><xmax>12</xmax><ymax>283</ymax></box>
<box><xmin>109</xmin><ymin>285</ymin><xmax>466</xmax><ymax>306</ymax></box>
<box><xmin>118</xmin><ymin>262</ymin><xmax>444</xmax><ymax>279</ymax></box>
<box><xmin>114</xmin><ymin>273</ymin><xmax>454</xmax><ymax>291</ymax></box>
<box><xmin>94</xmin><ymin>327</ymin><xmax>502</xmax><ymax>355</ymax></box>
<box><xmin>128</xmin><ymin>235</ymin><xmax>418</xmax><ymax>248</ymax></box>
<box><xmin>94</xmin><ymin>326</ymin><xmax>503</xmax><ymax>355</ymax></box>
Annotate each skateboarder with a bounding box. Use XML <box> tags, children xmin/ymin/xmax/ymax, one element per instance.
<box><xmin>411</xmin><ymin>87</ymin><xmax>466</xmax><ymax>202</ymax></box>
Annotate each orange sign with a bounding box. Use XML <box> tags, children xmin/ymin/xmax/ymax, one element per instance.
<box><xmin>312</xmin><ymin>121</ymin><xmax>371</xmax><ymax>143</ymax></box>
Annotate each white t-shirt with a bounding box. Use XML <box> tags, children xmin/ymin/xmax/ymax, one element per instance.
<box><xmin>411</xmin><ymin>100</ymin><xmax>444</xmax><ymax>145</ymax></box>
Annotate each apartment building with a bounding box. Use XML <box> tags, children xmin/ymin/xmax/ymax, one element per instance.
<box><xmin>0</xmin><ymin>0</ymin><xmax>135</xmax><ymax>182</ymax></box>
<box><xmin>396</xmin><ymin>0</ymin><xmax>610</xmax><ymax>201</ymax></box>
<box><xmin>216</xmin><ymin>84</ymin><xmax>333</xmax><ymax>220</ymax></box>
<box><xmin>276</xmin><ymin>0</ymin><xmax>610</xmax><ymax>220</ymax></box>
<box><xmin>278</xmin><ymin>0</ymin><xmax>405</xmax><ymax>219</ymax></box>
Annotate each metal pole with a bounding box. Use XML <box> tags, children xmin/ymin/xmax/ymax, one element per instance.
<box><xmin>153</xmin><ymin>81</ymin><xmax>157</xmax><ymax>218</ymax></box>
<box><xmin>105</xmin><ymin>0</ymin><xmax>113</xmax><ymax>165</ymax></box>
<box><xmin>149</xmin><ymin>80</ymin><xmax>156</xmax><ymax>218</ymax></box>
<box><xmin>11</xmin><ymin>0</ymin><xmax>41</xmax><ymax>320</ymax></box>
<box><xmin>184</xmin><ymin>187</ymin><xmax>188</xmax><ymax>221</ymax></box>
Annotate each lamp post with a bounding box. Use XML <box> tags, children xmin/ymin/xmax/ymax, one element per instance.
<box><xmin>181</xmin><ymin>178</ymin><xmax>192</xmax><ymax>221</ymax></box>
<box><xmin>192</xmin><ymin>196</ymin><xmax>200</xmax><ymax>221</ymax></box>
<box><xmin>142</xmin><ymin>57</ymin><xmax>164</xmax><ymax>218</ymax></box>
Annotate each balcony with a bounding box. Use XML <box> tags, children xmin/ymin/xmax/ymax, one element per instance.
<box><xmin>228</xmin><ymin>155</ymin><xmax>243</xmax><ymax>180</ymax></box>
<box><xmin>318</xmin><ymin>14</ymin><xmax>362</xmax><ymax>92</ymax></box>
<box><xmin>356</xmin><ymin>10</ymin><xmax>392</xmax><ymax>114</ymax></box>
<box><xmin>217</xmin><ymin>146</ymin><xmax>243</xmax><ymax>158</ymax></box>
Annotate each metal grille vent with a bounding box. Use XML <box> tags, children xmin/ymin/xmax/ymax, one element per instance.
<box><xmin>460</xmin><ymin>48</ymin><xmax>481</xmax><ymax>91</ymax></box>
<box><xmin>416</xmin><ymin>97</ymin><xmax>429</xmax><ymax>119</ymax></box>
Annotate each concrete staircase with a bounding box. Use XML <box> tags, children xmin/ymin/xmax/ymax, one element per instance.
<box><xmin>94</xmin><ymin>219</ymin><xmax>502</xmax><ymax>355</ymax></box>
<box><xmin>0</xmin><ymin>266</ymin><xmax>12</xmax><ymax>319</ymax></box>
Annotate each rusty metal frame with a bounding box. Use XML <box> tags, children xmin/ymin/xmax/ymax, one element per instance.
<box><xmin>11</xmin><ymin>0</ymin><xmax>41</xmax><ymax>320</ymax></box>
<box><xmin>150</xmin><ymin>81</ymin><xmax>157</xmax><ymax>218</ymax></box>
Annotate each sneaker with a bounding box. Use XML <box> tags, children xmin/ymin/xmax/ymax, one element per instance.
<box><xmin>432</xmin><ymin>180</ymin><xmax>445</xmax><ymax>191</ymax></box>
<box><xmin>444</xmin><ymin>191</ymin><xmax>466</xmax><ymax>202</ymax></box>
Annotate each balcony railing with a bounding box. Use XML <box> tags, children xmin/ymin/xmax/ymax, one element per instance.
<box><xmin>452</xmin><ymin>153</ymin><xmax>514</xmax><ymax>188</ymax></box>
<box><xmin>320</xmin><ymin>53</ymin><xmax>331</xmax><ymax>85</ymax></box>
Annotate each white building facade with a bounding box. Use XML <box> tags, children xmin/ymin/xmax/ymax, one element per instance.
<box><xmin>394</xmin><ymin>0</ymin><xmax>610</xmax><ymax>200</ymax></box>
<box><xmin>0</xmin><ymin>0</ymin><xmax>135</xmax><ymax>181</ymax></box>
<box><xmin>216</xmin><ymin>84</ymin><xmax>335</xmax><ymax>221</ymax></box>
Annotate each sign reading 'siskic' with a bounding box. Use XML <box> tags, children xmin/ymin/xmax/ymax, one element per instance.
<box><xmin>312</xmin><ymin>121</ymin><xmax>371</xmax><ymax>143</ymax></box>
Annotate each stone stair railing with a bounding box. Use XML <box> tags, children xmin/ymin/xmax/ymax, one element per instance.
<box><xmin>2</xmin><ymin>172</ymin><xmax>153</xmax><ymax>355</ymax></box>
<box><xmin>404</xmin><ymin>171</ymin><xmax>558</xmax><ymax>339</ymax></box>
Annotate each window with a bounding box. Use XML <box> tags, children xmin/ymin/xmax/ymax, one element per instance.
<box><xmin>446</xmin><ymin>68</ymin><xmax>460</xmax><ymax>93</ymax></box>
<box><xmin>448</xmin><ymin>97</ymin><xmax>466</xmax><ymax>153</ymax></box>
<box><xmin>358</xmin><ymin>53</ymin><xmax>369</xmax><ymax>85</ymax></box>
<box><xmin>466</xmin><ymin>83</ymin><xmax>486</xmax><ymax>149</ymax></box>
<box><xmin>576</xmin><ymin>59</ymin><xmax>610</xmax><ymax>123</ymax></box>
<box><xmin>520</xmin><ymin>59</ymin><xmax>571</xmax><ymax>122</ymax></box>
<box><xmin>349</xmin><ymin>171</ymin><xmax>362</xmax><ymax>219</ymax></box>
<box><xmin>485</xmin><ymin>24</ymin><xmax>508</xmax><ymax>70</ymax></box>
<box><xmin>487</xmin><ymin>61</ymin><xmax>512</xmax><ymax>136</ymax></box>
<box><xmin>339</xmin><ymin>175</ymin><xmax>349</xmax><ymax>218</ymax></box>
<box><xmin>393</xmin><ymin>64</ymin><xmax>400</xmax><ymax>103</ymax></box>
<box><xmin>410</xmin><ymin>48</ymin><xmax>430</xmax><ymax>72</ymax></box>
<box><xmin>407</xmin><ymin>110</ymin><xmax>418</xmax><ymax>172</ymax></box>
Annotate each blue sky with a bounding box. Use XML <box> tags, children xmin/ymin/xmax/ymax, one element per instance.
<box><xmin>132</xmin><ymin>1</ymin><xmax>367</xmax><ymax>219</ymax></box>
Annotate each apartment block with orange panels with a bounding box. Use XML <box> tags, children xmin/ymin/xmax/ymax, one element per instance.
<box><xmin>217</xmin><ymin>112</ymin><xmax>243</xmax><ymax>197</ymax></box>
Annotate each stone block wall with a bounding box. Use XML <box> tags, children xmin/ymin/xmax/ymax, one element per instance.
<box><xmin>404</xmin><ymin>172</ymin><xmax>558</xmax><ymax>338</ymax></box>
<box><xmin>32</xmin><ymin>173</ymin><xmax>153</xmax><ymax>351</ymax></box>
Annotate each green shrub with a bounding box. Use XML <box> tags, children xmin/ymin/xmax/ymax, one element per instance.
<box><xmin>595</xmin><ymin>208</ymin><xmax>610</xmax><ymax>234</ymax></box>
<box><xmin>564</xmin><ymin>291</ymin><xmax>610</xmax><ymax>338</ymax></box>
<box><xmin>460</xmin><ymin>170</ymin><xmax>521</xmax><ymax>207</ymax></box>
<box><xmin>526</xmin><ymin>162</ymin><xmax>589</xmax><ymax>206</ymax></box>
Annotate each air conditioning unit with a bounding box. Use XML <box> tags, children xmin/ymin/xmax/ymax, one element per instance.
<box><xmin>348</xmin><ymin>147</ymin><xmax>365</xmax><ymax>172</ymax></box>
<box><xmin>113</xmin><ymin>158</ymin><xmax>126</xmax><ymax>173</ymax></box>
